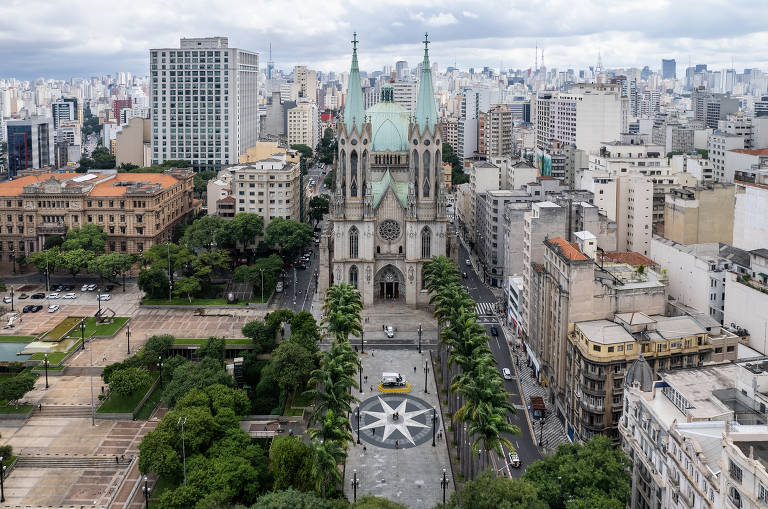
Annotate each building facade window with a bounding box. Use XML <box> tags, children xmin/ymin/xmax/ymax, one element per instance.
<box><xmin>421</xmin><ymin>226</ymin><xmax>431</xmax><ymax>259</ymax></box>
<box><xmin>349</xmin><ymin>226</ymin><xmax>359</xmax><ymax>258</ymax></box>
<box><xmin>349</xmin><ymin>265</ymin><xmax>358</xmax><ymax>289</ymax></box>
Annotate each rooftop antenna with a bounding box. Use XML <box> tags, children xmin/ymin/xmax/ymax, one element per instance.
<box><xmin>535</xmin><ymin>40</ymin><xmax>538</xmax><ymax>71</ymax></box>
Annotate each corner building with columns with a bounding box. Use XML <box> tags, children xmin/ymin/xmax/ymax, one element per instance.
<box><xmin>318</xmin><ymin>34</ymin><xmax>450</xmax><ymax>307</ymax></box>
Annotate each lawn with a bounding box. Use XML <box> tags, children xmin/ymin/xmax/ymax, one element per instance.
<box><xmin>284</xmin><ymin>407</ymin><xmax>303</xmax><ymax>417</ymax></box>
<box><xmin>67</xmin><ymin>317</ymin><xmax>129</xmax><ymax>338</ymax></box>
<box><xmin>141</xmin><ymin>296</ymin><xmax>267</xmax><ymax>306</ymax></box>
<box><xmin>97</xmin><ymin>372</ymin><xmax>159</xmax><ymax>414</ymax></box>
<box><xmin>134</xmin><ymin>384</ymin><xmax>163</xmax><ymax>420</ymax></box>
<box><xmin>0</xmin><ymin>336</ymin><xmax>34</xmax><ymax>343</ymax></box>
<box><xmin>29</xmin><ymin>339</ymin><xmax>83</xmax><ymax>364</ymax></box>
<box><xmin>149</xmin><ymin>476</ymin><xmax>176</xmax><ymax>502</ymax></box>
<box><xmin>173</xmin><ymin>338</ymin><xmax>252</xmax><ymax>345</ymax></box>
<box><xmin>0</xmin><ymin>404</ymin><xmax>34</xmax><ymax>414</ymax></box>
<box><xmin>291</xmin><ymin>389</ymin><xmax>314</xmax><ymax>407</ymax></box>
<box><xmin>40</xmin><ymin>316</ymin><xmax>83</xmax><ymax>342</ymax></box>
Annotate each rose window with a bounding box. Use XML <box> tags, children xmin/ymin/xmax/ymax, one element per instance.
<box><xmin>378</xmin><ymin>220</ymin><xmax>401</xmax><ymax>241</ymax></box>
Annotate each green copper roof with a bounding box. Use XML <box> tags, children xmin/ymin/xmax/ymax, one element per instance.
<box><xmin>414</xmin><ymin>33</ymin><xmax>438</xmax><ymax>134</ymax></box>
<box><xmin>343</xmin><ymin>33</ymin><xmax>365</xmax><ymax>133</ymax></box>
<box><xmin>372</xmin><ymin>169</ymin><xmax>408</xmax><ymax>209</ymax></box>
<box><xmin>367</xmin><ymin>100</ymin><xmax>410</xmax><ymax>152</ymax></box>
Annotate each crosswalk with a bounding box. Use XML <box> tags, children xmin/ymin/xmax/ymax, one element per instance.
<box><xmin>475</xmin><ymin>302</ymin><xmax>497</xmax><ymax>316</ymax></box>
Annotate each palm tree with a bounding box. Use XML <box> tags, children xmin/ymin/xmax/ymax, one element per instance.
<box><xmin>305</xmin><ymin>359</ymin><xmax>357</xmax><ymax>425</ymax></box>
<box><xmin>323</xmin><ymin>282</ymin><xmax>363</xmax><ymax>342</ymax></box>
<box><xmin>308</xmin><ymin>409</ymin><xmax>354</xmax><ymax>444</ymax></box>
<box><xmin>309</xmin><ymin>438</ymin><xmax>345</xmax><ymax>499</ymax></box>
<box><xmin>468</xmin><ymin>403</ymin><xmax>521</xmax><ymax>473</ymax></box>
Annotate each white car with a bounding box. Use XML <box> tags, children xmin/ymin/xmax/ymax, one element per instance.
<box><xmin>98</xmin><ymin>294</ymin><xmax>111</xmax><ymax>301</ymax></box>
<box><xmin>47</xmin><ymin>293</ymin><xmax>60</xmax><ymax>299</ymax></box>
<box><xmin>63</xmin><ymin>293</ymin><xmax>77</xmax><ymax>299</ymax></box>
<box><xmin>2</xmin><ymin>297</ymin><xmax>11</xmax><ymax>304</ymax></box>
<box><xmin>385</xmin><ymin>326</ymin><xmax>395</xmax><ymax>338</ymax></box>
<box><xmin>465</xmin><ymin>259</ymin><xmax>471</xmax><ymax>266</ymax></box>
<box><xmin>81</xmin><ymin>284</ymin><xmax>90</xmax><ymax>291</ymax></box>
<box><xmin>87</xmin><ymin>284</ymin><xmax>97</xmax><ymax>291</ymax></box>
<box><xmin>47</xmin><ymin>304</ymin><xmax>60</xmax><ymax>313</ymax></box>
<box><xmin>502</xmin><ymin>367</ymin><xmax>512</xmax><ymax>380</ymax></box>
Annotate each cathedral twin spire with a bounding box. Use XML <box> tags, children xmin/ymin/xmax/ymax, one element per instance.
<box><xmin>343</xmin><ymin>33</ymin><xmax>437</xmax><ymax>135</ymax></box>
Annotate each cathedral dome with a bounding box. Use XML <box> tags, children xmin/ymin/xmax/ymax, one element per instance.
<box><xmin>625</xmin><ymin>354</ymin><xmax>655</xmax><ymax>392</ymax></box>
<box><xmin>366</xmin><ymin>87</ymin><xmax>410</xmax><ymax>153</ymax></box>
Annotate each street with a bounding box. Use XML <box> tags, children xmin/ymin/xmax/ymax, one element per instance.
<box><xmin>457</xmin><ymin>241</ymin><xmax>543</xmax><ymax>476</ymax></box>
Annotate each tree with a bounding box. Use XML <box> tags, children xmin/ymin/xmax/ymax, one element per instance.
<box><xmin>442</xmin><ymin>142</ymin><xmax>468</xmax><ymax>185</ymax></box>
<box><xmin>309</xmin><ymin>438</ymin><xmax>345</xmax><ymax>499</ymax></box>
<box><xmin>138</xmin><ymin>267</ymin><xmax>170</xmax><ymax>299</ymax></box>
<box><xmin>352</xmin><ymin>496</ymin><xmax>409</xmax><ymax>509</ymax></box>
<box><xmin>308</xmin><ymin>195</ymin><xmax>330</xmax><ymax>226</ymax></box>
<box><xmin>264</xmin><ymin>217</ymin><xmax>313</xmax><ymax>258</ymax></box>
<box><xmin>231</xmin><ymin>212</ymin><xmax>264</xmax><ymax>249</ymax></box>
<box><xmin>142</xmin><ymin>334</ymin><xmax>175</xmax><ymax>365</ymax></box>
<box><xmin>108</xmin><ymin>367</ymin><xmax>153</xmax><ymax>397</ymax></box>
<box><xmin>102</xmin><ymin>355</ymin><xmax>144</xmax><ymax>384</ymax></box>
<box><xmin>522</xmin><ymin>436</ymin><xmax>631</xmax><ymax>509</ymax></box>
<box><xmin>442</xmin><ymin>471</ymin><xmax>546</xmax><ymax>509</ymax></box>
<box><xmin>118</xmin><ymin>162</ymin><xmax>140</xmax><ymax>171</ymax></box>
<box><xmin>268</xmin><ymin>436</ymin><xmax>316</xmax><ymax>492</ymax></box>
<box><xmin>27</xmin><ymin>249</ymin><xmax>61</xmax><ymax>276</ymax></box>
<box><xmin>145</xmin><ymin>242</ymin><xmax>194</xmax><ymax>285</ymax></box>
<box><xmin>290</xmin><ymin>311</ymin><xmax>321</xmax><ymax>354</ymax></box>
<box><xmin>162</xmin><ymin>358</ymin><xmax>235</xmax><ymax>407</ymax></box>
<box><xmin>44</xmin><ymin>235</ymin><xmax>64</xmax><ymax>250</ymax></box>
<box><xmin>90</xmin><ymin>146</ymin><xmax>116</xmax><ymax>169</ymax></box>
<box><xmin>174</xmin><ymin>276</ymin><xmax>201</xmax><ymax>303</ymax></box>
<box><xmin>197</xmin><ymin>337</ymin><xmax>226</xmax><ymax>365</ymax></box>
<box><xmin>182</xmin><ymin>216</ymin><xmax>229</xmax><ymax>250</ymax></box>
<box><xmin>323</xmin><ymin>169</ymin><xmax>335</xmax><ymax>190</ymax></box>
<box><xmin>88</xmin><ymin>252</ymin><xmax>133</xmax><ymax>285</ymax></box>
<box><xmin>307</xmin><ymin>409</ymin><xmax>352</xmax><ymax>444</ymax></box>
<box><xmin>0</xmin><ymin>372</ymin><xmax>38</xmax><ymax>403</ymax></box>
<box><xmin>193</xmin><ymin>169</ymin><xmax>217</xmax><ymax>195</ymax></box>
<box><xmin>242</xmin><ymin>320</ymin><xmax>278</xmax><ymax>353</ymax></box>
<box><xmin>271</xmin><ymin>341</ymin><xmax>315</xmax><ymax>394</ymax></box>
<box><xmin>291</xmin><ymin>143</ymin><xmax>313</xmax><ymax>160</ymax></box>
<box><xmin>60</xmin><ymin>248</ymin><xmax>95</xmax><ymax>277</ymax></box>
<box><xmin>252</xmin><ymin>489</ymin><xmax>330</xmax><ymax>509</ymax></box>
<box><xmin>61</xmin><ymin>224</ymin><xmax>108</xmax><ymax>253</ymax></box>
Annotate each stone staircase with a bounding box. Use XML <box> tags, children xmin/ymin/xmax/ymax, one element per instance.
<box><xmin>15</xmin><ymin>455</ymin><xmax>125</xmax><ymax>469</ymax></box>
<box><xmin>38</xmin><ymin>405</ymin><xmax>94</xmax><ymax>418</ymax></box>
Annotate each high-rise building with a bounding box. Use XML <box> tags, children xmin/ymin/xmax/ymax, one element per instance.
<box><xmin>6</xmin><ymin>117</ymin><xmax>54</xmax><ymax>177</ymax></box>
<box><xmin>294</xmin><ymin>66</ymin><xmax>317</xmax><ymax>103</ymax></box>
<box><xmin>395</xmin><ymin>60</ymin><xmax>409</xmax><ymax>80</ymax></box>
<box><xmin>112</xmin><ymin>99</ymin><xmax>132</xmax><ymax>124</ymax></box>
<box><xmin>287</xmin><ymin>99</ymin><xmax>319</xmax><ymax>149</ymax></box>
<box><xmin>51</xmin><ymin>98</ymin><xmax>79</xmax><ymax>129</ymax></box>
<box><xmin>391</xmin><ymin>81</ymin><xmax>418</xmax><ymax>112</ymax></box>
<box><xmin>661</xmin><ymin>58</ymin><xmax>676</xmax><ymax>79</ymax></box>
<box><xmin>150</xmin><ymin>37</ymin><xmax>259</xmax><ymax>171</ymax></box>
<box><xmin>479</xmin><ymin>104</ymin><xmax>514</xmax><ymax>157</ymax></box>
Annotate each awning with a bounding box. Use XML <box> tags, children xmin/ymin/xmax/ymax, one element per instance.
<box><xmin>525</xmin><ymin>342</ymin><xmax>541</xmax><ymax>372</ymax></box>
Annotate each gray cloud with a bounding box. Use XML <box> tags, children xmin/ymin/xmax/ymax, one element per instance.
<box><xmin>0</xmin><ymin>0</ymin><xmax>766</xmax><ymax>80</ymax></box>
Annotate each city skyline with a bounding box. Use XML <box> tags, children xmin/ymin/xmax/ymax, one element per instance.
<box><xmin>2</xmin><ymin>0</ymin><xmax>768</xmax><ymax>80</ymax></box>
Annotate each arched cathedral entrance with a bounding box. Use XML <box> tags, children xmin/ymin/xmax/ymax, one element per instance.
<box><xmin>374</xmin><ymin>265</ymin><xmax>405</xmax><ymax>301</ymax></box>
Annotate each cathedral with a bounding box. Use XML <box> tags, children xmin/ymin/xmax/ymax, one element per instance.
<box><xmin>318</xmin><ymin>34</ymin><xmax>450</xmax><ymax>308</ymax></box>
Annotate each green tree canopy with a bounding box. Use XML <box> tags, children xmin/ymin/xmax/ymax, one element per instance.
<box><xmin>60</xmin><ymin>248</ymin><xmax>95</xmax><ymax>277</ymax></box>
<box><xmin>0</xmin><ymin>372</ymin><xmax>38</xmax><ymax>403</ymax></box>
<box><xmin>108</xmin><ymin>367</ymin><xmax>153</xmax><ymax>397</ymax></box>
<box><xmin>193</xmin><ymin>169</ymin><xmax>217</xmax><ymax>194</ymax></box>
<box><xmin>290</xmin><ymin>311</ymin><xmax>321</xmax><ymax>354</ymax></box>
<box><xmin>264</xmin><ymin>218</ymin><xmax>313</xmax><ymax>258</ymax></box>
<box><xmin>251</xmin><ymin>489</ymin><xmax>330</xmax><ymax>509</ymax></box>
<box><xmin>162</xmin><ymin>357</ymin><xmax>235</xmax><ymax>408</ymax></box>
<box><xmin>27</xmin><ymin>249</ymin><xmax>61</xmax><ymax>275</ymax></box>
<box><xmin>268</xmin><ymin>436</ymin><xmax>315</xmax><ymax>492</ymax></box>
<box><xmin>182</xmin><ymin>216</ymin><xmax>232</xmax><ymax>251</ymax></box>
<box><xmin>138</xmin><ymin>267</ymin><xmax>170</xmax><ymax>299</ymax></box>
<box><xmin>271</xmin><ymin>341</ymin><xmax>315</xmax><ymax>393</ymax></box>
<box><xmin>442</xmin><ymin>470</ymin><xmax>547</xmax><ymax>509</ymax></box>
<box><xmin>442</xmin><ymin>142</ymin><xmax>468</xmax><ymax>185</ymax></box>
<box><xmin>290</xmin><ymin>143</ymin><xmax>313</xmax><ymax>160</ymax></box>
<box><xmin>308</xmin><ymin>195</ymin><xmax>330</xmax><ymax>226</ymax></box>
<box><xmin>44</xmin><ymin>235</ymin><xmax>64</xmax><ymax>250</ymax></box>
<box><xmin>173</xmin><ymin>276</ymin><xmax>201</xmax><ymax>303</ymax></box>
<box><xmin>352</xmin><ymin>495</ymin><xmax>409</xmax><ymax>509</ymax></box>
<box><xmin>88</xmin><ymin>252</ymin><xmax>133</xmax><ymax>283</ymax></box>
<box><xmin>142</xmin><ymin>334</ymin><xmax>175</xmax><ymax>365</ymax></box>
<box><xmin>231</xmin><ymin>212</ymin><xmax>265</xmax><ymax>248</ymax></box>
<box><xmin>145</xmin><ymin>242</ymin><xmax>194</xmax><ymax>284</ymax></box>
<box><xmin>61</xmin><ymin>224</ymin><xmax>108</xmax><ymax>252</ymax></box>
<box><xmin>197</xmin><ymin>336</ymin><xmax>226</xmax><ymax>365</ymax></box>
<box><xmin>522</xmin><ymin>436</ymin><xmax>631</xmax><ymax>509</ymax></box>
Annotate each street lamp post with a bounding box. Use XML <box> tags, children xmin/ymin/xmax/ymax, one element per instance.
<box><xmin>539</xmin><ymin>416</ymin><xmax>546</xmax><ymax>446</ymax></box>
<box><xmin>97</xmin><ymin>292</ymin><xmax>101</xmax><ymax>318</ymax></box>
<box><xmin>259</xmin><ymin>268</ymin><xmax>264</xmax><ymax>303</ymax></box>
<box><xmin>418</xmin><ymin>322</ymin><xmax>422</xmax><ymax>354</ymax></box>
<box><xmin>432</xmin><ymin>409</ymin><xmax>437</xmax><ymax>447</ymax></box>
<box><xmin>358</xmin><ymin>362</ymin><xmax>363</xmax><ymax>394</ymax></box>
<box><xmin>424</xmin><ymin>362</ymin><xmax>429</xmax><ymax>394</ymax></box>
<box><xmin>44</xmin><ymin>353</ymin><xmax>49</xmax><ymax>389</ymax></box>
<box><xmin>356</xmin><ymin>407</ymin><xmax>361</xmax><ymax>444</ymax></box>
<box><xmin>126</xmin><ymin>325</ymin><xmax>131</xmax><ymax>355</ymax></box>
<box><xmin>178</xmin><ymin>417</ymin><xmax>187</xmax><ymax>485</ymax></box>
<box><xmin>90</xmin><ymin>329</ymin><xmax>94</xmax><ymax>426</ymax></box>
<box><xmin>9</xmin><ymin>286</ymin><xmax>13</xmax><ymax>312</ymax></box>
<box><xmin>167</xmin><ymin>242</ymin><xmax>172</xmax><ymax>303</ymax></box>
<box><xmin>440</xmin><ymin>468</ymin><xmax>448</xmax><ymax>506</ymax></box>
<box><xmin>360</xmin><ymin>330</ymin><xmax>364</xmax><ymax>354</ymax></box>
<box><xmin>80</xmin><ymin>319</ymin><xmax>85</xmax><ymax>351</ymax></box>
<box><xmin>142</xmin><ymin>476</ymin><xmax>151</xmax><ymax>509</ymax></box>
<box><xmin>351</xmin><ymin>469</ymin><xmax>359</xmax><ymax>502</ymax></box>
<box><xmin>157</xmin><ymin>357</ymin><xmax>164</xmax><ymax>388</ymax></box>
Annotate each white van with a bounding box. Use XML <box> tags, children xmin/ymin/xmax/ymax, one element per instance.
<box><xmin>275</xmin><ymin>282</ymin><xmax>283</xmax><ymax>293</ymax></box>
<box><xmin>381</xmin><ymin>372</ymin><xmax>405</xmax><ymax>387</ymax></box>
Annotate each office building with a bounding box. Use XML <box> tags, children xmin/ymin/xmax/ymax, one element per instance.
<box><xmin>661</xmin><ymin>58</ymin><xmax>676</xmax><ymax>80</ymax></box>
<box><xmin>708</xmin><ymin>132</ymin><xmax>745</xmax><ymax>182</ymax></box>
<box><xmin>6</xmin><ymin>117</ymin><xmax>54</xmax><ymax>177</ymax></box>
<box><xmin>294</xmin><ymin>65</ymin><xmax>317</xmax><ymax>103</ymax></box>
<box><xmin>150</xmin><ymin>37</ymin><xmax>259</xmax><ymax>171</ymax></box>
<box><xmin>392</xmin><ymin>81</ymin><xmax>418</xmax><ymax>112</ymax></box>
<box><xmin>287</xmin><ymin>99</ymin><xmax>319</xmax><ymax>149</ymax></box>
<box><xmin>478</xmin><ymin>104</ymin><xmax>514</xmax><ymax>157</ymax></box>
<box><xmin>51</xmin><ymin>98</ymin><xmax>79</xmax><ymax>129</ymax></box>
<box><xmin>0</xmin><ymin>169</ymin><xmax>196</xmax><ymax>266</ymax></box>
<box><xmin>693</xmin><ymin>88</ymin><xmax>739</xmax><ymax>128</ymax></box>
<box><xmin>664</xmin><ymin>184</ymin><xmax>735</xmax><ymax>246</ymax></box>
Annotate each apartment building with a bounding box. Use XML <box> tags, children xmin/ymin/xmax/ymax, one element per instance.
<box><xmin>478</xmin><ymin>104</ymin><xmax>514</xmax><ymax>157</ymax></box>
<box><xmin>664</xmin><ymin>184</ymin><xmax>735</xmax><ymax>246</ymax></box>
<box><xmin>441</xmin><ymin>116</ymin><xmax>459</xmax><ymax>156</ymax></box>
<box><xmin>463</xmin><ymin>160</ymin><xmax>501</xmax><ymax>244</ymax></box>
<box><xmin>476</xmin><ymin>190</ymin><xmax>531</xmax><ymax>286</ymax></box>
<box><xmin>708</xmin><ymin>132</ymin><xmax>745</xmax><ymax>182</ymax></box>
<box><xmin>621</xmin><ymin>361</ymin><xmax>768</xmax><ymax>509</ymax></box>
<box><xmin>293</xmin><ymin>65</ymin><xmax>317</xmax><ymax>102</ymax></box>
<box><xmin>150</xmin><ymin>37</ymin><xmax>259</xmax><ymax>171</ymax></box>
<box><xmin>567</xmin><ymin>312</ymin><xmax>737</xmax><ymax>442</ymax></box>
<box><xmin>733</xmin><ymin>170</ymin><xmax>768</xmax><ymax>252</ymax></box>
<box><xmin>725</xmin><ymin>250</ymin><xmax>768</xmax><ymax>354</ymax></box>
<box><xmin>0</xmin><ymin>169</ymin><xmax>196</xmax><ymax>265</ymax></box>
<box><xmin>115</xmin><ymin>117</ymin><xmax>151</xmax><ymax>168</ymax></box>
<box><xmin>287</xmin><ymin>99</ymin><xmax>319</xmax><ymax>149</ymax></box>
<box><xmin>534</xmin><ymin>83</ymin><xmax>629</xmax><ymax>152</ymax></box>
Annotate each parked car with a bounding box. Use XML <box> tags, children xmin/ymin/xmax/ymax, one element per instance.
<box><xmin>31</xmin><ymin>305</ymin><xmax>43</xmax><ymax>312</ymax></box>
<box><xmin>2</xmin><ymin>297</ymin><xmax>11</xmax><ymax>304</ymax></box>
<box><xmin>31</xmin><ymin>293</ymin><xmax>45</xmax><ymax>299</ymax></box>
<box><xmin>98</xmin><ymin>294</ymin><xmax>111</xmax><ymax>301</ymax></box>
<box><xmin>87</xmin><ymin>284</ymin><xmax>97</xmax><ymax>291</ymax></box>
<box><xmin>508</xmin><ymin>452</ymin><xmax>520</xmax><ymax>468</ymax></box>
<box><xmin>502</xmin><ymin>367</ymin><xmax>512</xmax><ymax>380</ymax></box>
<box><xmin>296</xmin><ymin>262</ymin><xmax>306</xmax><ymax>270</ymax></box>
<box><xmin>47</xmin><ymin>293</ymin><xmax>60</xmax><ymax>299</ymax></box>
<box><xmin>52</xmin><ymin>285</ymin><xmax>63</xmax><ymax>292</ymax></box>
<box><xmin>22</xmin><ymin>305</ymin><xmax>33</xmax><ymax>313</ymax></box>
<box><xmin>104</xmin><ymin>285</ymin><xmax>115</xmax><ymax>292</ymax></box>
<box><xmin>63</xmin><ymin>293</ymin><xmax>77</xmax><ymax>299</ymax></box>
<box><xmin>18</xmin><ymin>293</ymin><xmax>28</xmax><ymax>299</ymax></box>
<box><xmin>385</xmin><ymin>326</ymin><xmax>395</xmax><ymax>338</ymax></box>
<box><xmin>462</xmin><ymin>272</ymin><xmax>468</xmax><ymax>279</ymax></box>
<box><xmin>81</xmin><ymin>284</ymin><xmax>90</xmax><ymax>291</ymax></box>
<box><xmin>490</xmin><ymin>326</ymin><xmax>498</xmax><ymax>336</ymax></box>
<box><xmin>465</xmin><ymin>259</ymin><xmax>471</xmax><ymax>266</ymax></box>
<box><xmin>275</xmin><ymin>282</ymin><xmax>284</xmax><ymax>293</ymax></box>
<box><xmin>48</xmin><ymin>304</ymin><xmax>60</xmax><ymax>313</ymax></box>
<box><xmin>63</xmin><ymin>285</ymin><xmax>74</xmax><ymax>291</ymax></box>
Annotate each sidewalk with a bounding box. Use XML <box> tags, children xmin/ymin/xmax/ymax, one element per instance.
<box><xmin>503</xmin><ymin>324</ymin><xmax>570</xmax><ymax>454</ymax></box>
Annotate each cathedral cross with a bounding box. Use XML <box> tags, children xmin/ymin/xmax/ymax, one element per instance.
<box><xmin>352</xmin><ymin>33</ymin><xmax>358</xmax><ymax>51</ymax></box>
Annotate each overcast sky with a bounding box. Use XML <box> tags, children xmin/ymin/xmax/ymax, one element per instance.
<box><xmin>1</xmin><ymin>0</ymin><xmax>767</xmax><ymax>81</ymax></box>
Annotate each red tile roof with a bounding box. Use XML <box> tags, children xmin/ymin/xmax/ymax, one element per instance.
<box><xmin>548</xmin><ymin>237</ymin><xmax>588</xmax><ymax>261</ymax></box>
<box><xmin>730</xmin><ymin>148</ymin><xmax>768</xmax><ymax>156</ymax></box>
<box><xmin>598</xmin><ymin>251</ymin><xmax>657</xmax><ymax>267</ymax></box>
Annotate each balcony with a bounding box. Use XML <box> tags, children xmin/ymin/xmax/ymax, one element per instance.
<box><xmin>583</xmin><ymin>370</ymin><xmax>605</xmax><ymax>382</ymax></box>
<box><xmin>582</xmin><ymin>383</ymin><xmax>606</xmax><ymax>397</ymax></box>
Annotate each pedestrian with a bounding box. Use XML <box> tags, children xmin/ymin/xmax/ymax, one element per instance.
<box><xmin>121</xmin><ymin>454</ymin><xmax>125</xmax><ymax>462</ymax></box>
<box><xmin>371</xmin><ymin>428</ymin><xmax>375</xmax><ymax>436</ymax></box>
<box><xmin>371</xmin><ymin>351</ymin><xmax>374</xmax><ymax>358</ymax></box>
<box><xmin>370</xmin><ymin>385</ymin><xmax>373</xmax><ymax>392</ymax></box>
<box><xmin>413</xmin><ymin>366</ymin><xmax>416</xmax><ymax>373</ymax></box>
<box><xmin>115</xmin><ymin>455</ymin><xmax>119</xmax><ymax>464</ymax></box>
<box><xmin>395</xmin><ymin>440</ymin><xmax>399</xmax><ymax>449</ymax></box>
<box><xmin>363</xmin><ymin>445</ymin><xmax>367</xmax><ymax>455</ymax></box>
<box><xmin>382</xmin><ymin>324</ymin><xmax>385</xmax><ymax>331</ymax></box>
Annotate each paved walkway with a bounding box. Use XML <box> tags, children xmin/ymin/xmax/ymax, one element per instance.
<box><xmin>503</xmin><ymin>324</ymin><xmax>570</xmax><ymax>453</ymax></box>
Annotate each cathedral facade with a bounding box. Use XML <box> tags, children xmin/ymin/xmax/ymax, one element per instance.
<box><xmin>318</xmin><ymin>34</ymin><xmax>449</xmax><ymax>308</ymax></box>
